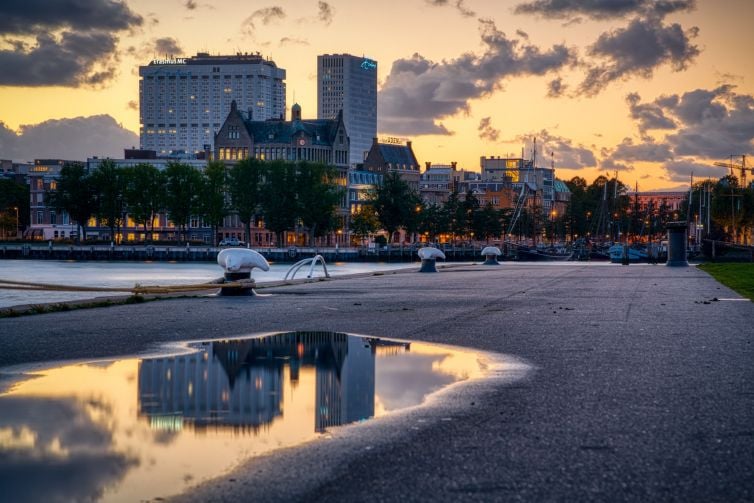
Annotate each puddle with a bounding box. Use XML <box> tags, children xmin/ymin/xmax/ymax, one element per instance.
<box><xmin>0</xmin><ymin>332</ymin><xmax>491</xmax><ymax>502</ymax></box>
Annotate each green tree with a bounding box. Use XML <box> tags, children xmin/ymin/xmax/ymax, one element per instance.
<box><xmin>91</xmin><ymin>159</ymin><xmax>126</xmax><ymax>242</ymax></box>
<box><xmin>228</xmin><ymin>158</ymin><xmax>263</xmax><ymax>247</ymax></box>
<box><xmin>122</xmin><ymin>163</ymin><xmax>165</xmax><ymax>240</ymax></box>
<box><xmin>472</xmin><ymin>202</ymin><xmax>503</xmax><ymax>242</ymax></box>
<box><xmin>295</xmin><ymin>161</ymin><xmax>342</xmax><ymax>246</ymax></box>
<box><xmin>46</xmin><ymin>162</ymin><xmax>95</xmax><ymax>242</ymax></box>
<box><xmin>418</xmin><ymin>203</ymin><xmax>449</xmax><ymax>243</ymax></box>
<box><xmin>373</xmin><ymin>172</ymin><xmax>421</xmax><ymax>244</ymax></box>
<box><xmin>0</xmin><ymin>179</ymin><xmax>29</xmax><ymax>238</ymax></box>
<box><xmin>201</xmin><ymin>161</ymin><xmax>229</xmax><ymax>246</ymax></box>
<box><xmin>164</xmin><ymin>162</ymin><xmax>203</xmax><ymax>243</ymax></box>
<box><xmin>260</xmin><ymin>160</ymin><xmax>298</xmax><ymax>246</ymax></box>
<box><xmin>350</xmin><ymin>205</ymin><xmax>380</xmax><ymax>245</ymax></box>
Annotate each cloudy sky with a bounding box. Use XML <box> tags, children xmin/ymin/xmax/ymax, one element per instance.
<box><xmin>0</xmin><ymin>0</ymin><xmax>752</xmax><ymax>189</ymax></box>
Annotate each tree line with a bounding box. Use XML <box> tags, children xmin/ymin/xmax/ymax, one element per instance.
<box><xmin>355</xmin><ymin>172</ymin><xmax>513</xmax><ymax>245</ymax></box>
<box><xmin>47</xmin><ymin>158</ymin><xmax>342</xmax><ymax>246</ymax></box>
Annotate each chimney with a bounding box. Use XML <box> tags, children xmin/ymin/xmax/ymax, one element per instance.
<box><xmin>451</xmin><ymin>161</ymin><xmax>457</xmax><ymax>170</ymax></box>
<box><xmin>425</xmin><ymin>161</ymin><xmax>432</xmax><ymax>170</ymax></box>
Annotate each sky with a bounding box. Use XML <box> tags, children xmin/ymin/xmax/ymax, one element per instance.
<box><xmin>0</xmin><ymin>0</ymin><xmax>753</xmax><ymax>190</ymax></box>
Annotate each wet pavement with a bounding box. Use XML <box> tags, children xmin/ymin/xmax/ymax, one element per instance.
<box><xmin>0</xmin><ymin>262</ymin><xmax>753</xmax><ymax>501</ymax></box>
<box><xmin>0</xmin><ymin>333</ymin><xmax>496</xmax><ymax>502</ymax></box>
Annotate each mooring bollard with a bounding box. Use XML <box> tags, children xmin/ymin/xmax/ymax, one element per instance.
<box><xmin>481</xmin><ymin>246</ymin><xmax>502</xmax><ymax>265</ymax></box>
<box><xmin>217</xmin><ymin>248</ymin><xmax>270</xmax><ymax>295</ymax></box>
<box><xmin>666</xmin><ymin>221</ymin><xmax>689</xmax><ymax>267</ymax></box>
<box><xmin>417</xmin><ymin>247</ymin><xmax>446</xmax><ymax>273</ymax></box>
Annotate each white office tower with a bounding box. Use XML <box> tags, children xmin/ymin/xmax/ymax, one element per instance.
<box><xmin>317</xmin><ymin>54</ymin><xmax>377</xmax><ymax>165</ymax></box>
<box><xmin>139</xmin><ymin>53</ymin><xmax>286</xmax><ymax>155</ymax></box>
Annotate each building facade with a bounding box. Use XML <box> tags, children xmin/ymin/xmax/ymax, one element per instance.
<box><xmin>480</xmin><ymin>156</ymin><xmax>556</xmax><ymax>210</ymax></box>
<box><xmin>317</xmin><ymin>54</ymin><xmax>377</xmax><ymax>165</ymax></box>
<box><xmin>140</xmin><ymin>52</ymin><xmax>286</xmax><ymax>156</ymax></box>
<box><xmin>26</xmin><ymin>159</ymin><xmax>82</xmax><ymax>240</ymax></box>
<box><xmin>363</xmin><ymin>138</ymin><xmax>421</xmax><ymax>191</ymax></box>
<box><xmin>214</xmin><ymin>101</ymin><xmax>350</xmax><ymax>245</ymax></box>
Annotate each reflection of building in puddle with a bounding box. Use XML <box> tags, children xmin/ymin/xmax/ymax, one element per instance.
<box><xmin>138</xmin><ymin>332</ymin><xmax>410</xmax><ymax>434</ymax></box>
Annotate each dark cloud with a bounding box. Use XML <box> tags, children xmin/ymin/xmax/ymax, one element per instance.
<box><xmin>127</xmin><ymin>100</ymin><xmax>138</xmax><ymax>110</ymax></box>
<box><xmin>662</xmin><ymin>159</ymin><xmax>726</xmax><ymax>181</ymax></box>
<box><xmin>547</xmin><ymin>77</ymin><xmax>566</xmax><ymax>98</ymax></box>
<box><xmin>0</xmin><ymin>115</ymin><xmax>138</xmax><ymax>162</ymax></box>
<box><xmin>279</xmin><ymin>37</ymin><xmax>309</xmax><ymax>47</ymax></box>
<box><xmin>0</xmin><ymin>31</ymin><xmax>119</xmax><ymax>87</ymax></box>
<box><xmin>153</xmin><ymin>37</ymin><xmax>183</xmax><ymax>57</ymax></box>
<box><xmin>0</xmin><ymin>0</ymin><xmax>142</xmax><ymax>87</ymax></box>
<box><xmin>0</xmin><ymin>0</ymin><xmax>143</xmax><ymax>35</ymax></box>
<box><xmin>478</xmin><ymin>117</ymin><xmax>500</xmax><ymax>142</ymax></box>
<box><xmin>126</xmin><ymin>37</ymin><xmax>185</xmax><ymax>61</ymax></box>
<box><xmin>242</xmin><ymin>6</ymin><xmax>286</xmax><ymax>35</ymax></box>
<box><xmin>601</xmin><ymin>157</ymin><xmax>635</xmax><ymax>172</ymax></box>
<box><xmin>607</xmin><ymin>137</ymin><xmax>674</xmax><ymax>162</ymax></box>
<box><xmin>425</xmin><ymin>0</ymin><xmax>475</xmax><ymax>17</ymax></box>
<box><xmin>579</xmin><ymin>17</ymin><xmax>700</xmax><ymax>95</ymax></box>
<box><xmin>514</xmin><ymin>0</ymin><xmax>695</xmax><ymax>20</ymax></box>
<box><xmin>378</xmin><ymin>20</ymin><xmax>574</xmax><ymax>135</ymax></box>
<box><xmin>514</xmin><ymin>130</ymin><xmax>597</xmax><ymax>169</ymax></box>
<box><xmin>626</xmin><ymin>92</ymin><xmax>677</xmax><ymax>136</ymax></box>
<box><xmin>632</xmin><ymin>86</ymin><xmax>754</xmax><ymax>159</ymax></box>
<box><xmin>318</xmin><ymin>1</ymin><xmax>335</xmax><ymax>25</ymax></box>
<box><xmin>185</xmin><ymin>0</ymin><xmax>197</xmax><ymax>10</ymax></box>
<box><xmin>0</xmin><ymin>397</ymin><xmax>138</xmax><ymax>502</ymax></box>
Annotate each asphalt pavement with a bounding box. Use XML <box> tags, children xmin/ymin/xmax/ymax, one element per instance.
<box><xmin>0</xmin><ymin>262</ymin><xmax>752</xmax><ymax>502</ymax></box>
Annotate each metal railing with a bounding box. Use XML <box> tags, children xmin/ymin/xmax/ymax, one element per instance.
<box><xmin>284</xmin><ymin>255</ymin><xmax>330</xmax><ymax>280</ymax></box>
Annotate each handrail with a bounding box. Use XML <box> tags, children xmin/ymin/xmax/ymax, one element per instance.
<box><xmin>284</xmin><ymin>254</ymin><xmax>330</xmax><ymax>280</ymax></box>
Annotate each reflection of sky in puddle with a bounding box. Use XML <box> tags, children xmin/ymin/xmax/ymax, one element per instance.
<box><xmin>0</xmin><ymin>333</ymin><xmax>485</xmax><ymax>502</ymax></box>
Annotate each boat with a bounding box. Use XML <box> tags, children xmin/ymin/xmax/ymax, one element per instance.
<box><xmin>608</xmin><ymin>243</ymin><xmax>648</xmax><ymax>263</ymax></box>
<box><xmin>517</xmin><ymin>245</ymin><xmax>573</xmax><ymax>261</ymax></box>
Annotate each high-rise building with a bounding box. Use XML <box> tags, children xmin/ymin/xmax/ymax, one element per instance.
<box><xmin>139</xmin><ymin>52</ymin><xmax>286</xmax><ymax>155</ymax></box>
<box><xmin>317</xmin><ymin>54</ymin><xmax>377</xmax><ymax>165</ymax></box>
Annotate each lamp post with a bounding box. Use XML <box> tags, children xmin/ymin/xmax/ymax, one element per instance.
<box><xmin>13</xmin><ymin>206</ymin><xmax>19</xmax><ymax>240</ymax></box>
<box><xmin>550</xmin><ymin>209</ymin><xmax>557</xmax><ymax>246</ymax></box>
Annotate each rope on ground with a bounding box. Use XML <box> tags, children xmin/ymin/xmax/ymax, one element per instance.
<box><xmin>0</xmin><ymin>278</ymin><xmax>249</xmax><ymax>295</ymax></box>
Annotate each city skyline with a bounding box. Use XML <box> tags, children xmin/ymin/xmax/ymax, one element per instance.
<box><xmin>0</xmin><ymin>0</ymin><xmax>753</xmax><ymax>190</ymax></box>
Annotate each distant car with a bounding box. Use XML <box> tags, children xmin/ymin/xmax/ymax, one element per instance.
<box><xmin>219</xmin><ymin>238</ymin><xmax>244</xmax><ymax>247</ymax></box>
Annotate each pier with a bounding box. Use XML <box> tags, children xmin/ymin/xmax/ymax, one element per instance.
<box><xmin>1</xmin><ymin>263</ymin><xmax>752</xmax><ymax>501</ymax></box>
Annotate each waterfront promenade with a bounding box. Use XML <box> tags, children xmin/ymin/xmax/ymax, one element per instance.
<box><xmin>0</xmin><ymin>263</ymin><xmax>752</xmax><ymax>501</ymax></box>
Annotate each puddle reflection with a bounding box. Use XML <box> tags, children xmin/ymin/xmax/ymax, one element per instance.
<box><xmin>0</xmin><ymin>332</ymin><xmax>485</xmax><ymax>502</ymax></box>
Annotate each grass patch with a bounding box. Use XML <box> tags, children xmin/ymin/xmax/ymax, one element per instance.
<box><xmin>698</xmin><ymin>262</ymin><xmax>754</xmax><ymax>301</ymax></box>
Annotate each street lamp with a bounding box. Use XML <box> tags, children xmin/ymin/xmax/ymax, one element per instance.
<box><xmin>12</xmin><ymin>206</ymin><xmax>18</xmax><ymax>240</ymax></box>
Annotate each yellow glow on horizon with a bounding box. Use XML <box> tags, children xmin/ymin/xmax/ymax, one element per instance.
<box><xmin>0</xmin><ymin>0</ymin><xmax>752</xmax><ymax>190</ymax></box>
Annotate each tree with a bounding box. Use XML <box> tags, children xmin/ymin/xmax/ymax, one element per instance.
<box><xmin>260</xmin><ymin>160</ymin><xmax>298</xmax><ymax>246</ymax></box>
<box><xmin>228</xmin><ymin>158</ymin><xmax>263</xmax><ymax>247</ymax></box>
<box><xmin>472</xmin><ymin>202</ymin><xmax>503</xmax><ymax>242</ymax></box>
<box><xmin>122</xmin><ymin>163</ymin><xmax>165</xmax><ymax>241</ymax></box>
<box><xmin>418</xmin><ymin>203</ymin><xmax>449</xmax><ymax>243</ymax></box>
<box><xmin>164</xmin><ymin>162</ymin><xmax>203</xmax><ymax>243</ymax></box>
<box><xmin>0</xmin><ymin>179</ymin><xmax>28</xmax><ymax>238</ymax></box>
<box><xmin>201</xmin><ymin>161</ymin><xmax>229</xmax><ymax>246</ymax></box>
<box><xmin>295</xmin><ymin>161</ymin><xmax>342</xmax><ymax>246</ymax></box>
<box><xmin>373</xmin><ymin>172</ymin><xmax>421</xmax><ymax>244</ymax></box>
<box><xmin>47</xmin><ymin>163</ymin><xmax>96</xmax><ymax>242</ymax></box>
<box><xmin>91</xmin><ymin>159</ymin><xmax>126</xmax><ymax>242</ymax></box>
<box><xmin>350</xmin><ymin>205</ymin><xmax>380</xmax><ymax>245</ymax></box>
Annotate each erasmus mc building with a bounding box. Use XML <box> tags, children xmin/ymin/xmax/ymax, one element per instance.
<box><xmin>139</xmin><ymin>53</ymin><xmax>286</xmax><ymax>156</ymax></box>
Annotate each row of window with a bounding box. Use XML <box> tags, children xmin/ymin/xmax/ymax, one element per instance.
<box><xmin>145</xmin><ymin>74</ymin><xmax>274</xmax><ymax>80</ymax></box>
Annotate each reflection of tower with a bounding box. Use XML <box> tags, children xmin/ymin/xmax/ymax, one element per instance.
<box><xmin>315</xmin><ymin>334</ymin><xmax>376</xmax><ymax>432</ymax></box>
<box><xmin>138</xmin><ymin>341</ymin><xmax>283</xmax><ymax>433</ymax></box>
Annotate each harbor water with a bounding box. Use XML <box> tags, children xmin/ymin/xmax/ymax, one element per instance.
<box><xmin>0</xmin><ymin>260</ymin><xmax>416</xmax><ymax>309</ymax></box>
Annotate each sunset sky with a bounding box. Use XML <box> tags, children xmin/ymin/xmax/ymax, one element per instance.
<box><xmin>1</xmin><ymin>0</ymin><xmax>753</xmax><ymax>190</ymax></box>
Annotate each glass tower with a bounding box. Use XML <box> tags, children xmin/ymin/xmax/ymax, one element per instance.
<box><xmin>317</xmin><ymin>54</ymin><xmax>377</xmax><ymax>165</ymax></box>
